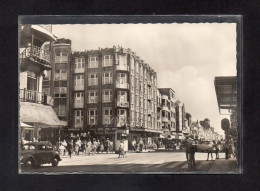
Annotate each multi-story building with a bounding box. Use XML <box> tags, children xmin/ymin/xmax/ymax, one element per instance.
<box><xmin>65</xmin><ymin>46</ymin><xmax>161</xmax><ymax>143</ymax></box>
<box><xmin>174</xmin><ymin>100</ymin><xmax>185</xmax><ymax>143</ymax></box>
<box><xmin>19</xmin><ymin>25</ymin><xmax>61</xmax><ymax>143</ymax></box>
<box><xmin>158</xmin><ymin>88</ymin><xmax>176</xmax><ymax>139</ymax></box>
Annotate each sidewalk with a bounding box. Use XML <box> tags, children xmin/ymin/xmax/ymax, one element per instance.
<box><xmin>209</xmin><ymin>158</ymin><xmax>238</xmax><ymax>173</ymax></box>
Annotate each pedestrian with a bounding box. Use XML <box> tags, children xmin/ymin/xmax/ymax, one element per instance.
<box><xmin>104</xmin><ymin>138</ymin><xmax>110</xmax><ymax>154</ymax></box>
<box><xmin>75</xmin><ymin>138</ymin><xmax>81</xmax><ymax>155</ymax></box>
<box><xmin>131</xmin><ymin>139</ymin><xmax>136</xmax><ymax>151</ymax></box>
<box><xmin>93</xmin><ymin>139</ymin><xmax>98</xmax><ymax>155</ymax></box>
<box><xmin>85</xmin><ymin>139</ymin><xmax>92</xmax><ymax>156</ymax></box>
<box><xmin>215</xmin><ymin>141</ymin><xmax>220</xmax><ymax>159</ymax></box>
<box><xmin>61</xmin><ymin>139</ymin><xmax>67</xmax><ymax>156</ymax></box>
<box><xmin>67</xmin><ymin>140</ymin><xmax>73</xmax><ymax>158</ymax></box>
<box><xmin>118</xmin><ymin>141</ymin><xmax>126</xmax><ymax>158</ymax></box>
<box><xmin>59</xmin><ymin>144</ymin><xmax>65</xmax><ymax>156</ymax></box>
<box><xmin>109</xmin><ymin>140</ymin><xmax>114</xmax><ymax>153</ymax></box>
<box><xmin>96</xmin><ymin>140</ymin><xmax>101</xmax><ymax>154</ymax></box>
<box><xmin>139</xmin><ymin>139</ymin><xmax>144</xmax><ymax>152</ymax></box>
<box><xmin>225</xmin><ymin>139</ymin><xmax>229</xmax><ymax>160</ymax></box>
<box><xmin>206</xmin><ymin>141</ymin><xmax>214</xmax><ymax>161</ymax></box>
<box><xmin>100</xmin><ymin>142</ymin><xmax>104</xmax><ymax>154</ymax></box>
<box><xmin>81</xmin><ymin>140</ymin><xmax>86</xmax><ymax>154</ymax></box>
<box><xmin>229</xmin><ymin>138</ymin><xmax>235</xmax><ymax>158</ymax></box>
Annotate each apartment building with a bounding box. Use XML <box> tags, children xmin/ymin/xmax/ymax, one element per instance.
<box><xmin>67</xmin><ymin>46</ymin><xmax>161</xmax><ymax>143</ymax></box>
<box><xmin>19</xmin><ymin>25</ymin><xmax>61</xmax><ymax>143</ymax></box>
<box><xmin>174</xmin><ymin>100</ymin><xmax>185</xmax><ymax>143</ymax></box>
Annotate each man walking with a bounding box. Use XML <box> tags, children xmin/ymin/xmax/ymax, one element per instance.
<box><xmin>132</xmin><ymin>139</ymin><xmax>136</xmax><ymax>151</ymax></box>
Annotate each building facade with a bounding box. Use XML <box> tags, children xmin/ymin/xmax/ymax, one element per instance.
<box><xmin>62</xmin><ymin>46</ymin><xmax>162</xmax><ymax>143</ymax></box>
<box><xmin>19</xmin><ymin>25</ymin><xmax>61</xmax><ymax>143</ymax></box>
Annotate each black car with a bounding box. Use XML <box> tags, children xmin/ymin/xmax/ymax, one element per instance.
<box><xmin>20</xmin><ymin>142</ymin><xmax>62</xmax><ymax>169</ymax></box>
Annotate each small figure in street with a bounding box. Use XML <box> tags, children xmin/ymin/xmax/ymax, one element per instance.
<box><xmin>67</xmin><ymin>140</ymin><xmax>73</xmax><ymax>158</ymax></box>
<box><xmin>86</xmin><ymin>140</ymin><xmax>92</xmax><ymax>156</ymax></box>
<box><xmin>61</xmin><ymin>139</ymin><xmax>67</xmax><ymax>156</ymax></box>
<box><xmin>75</xmin><ymin>138</ymin><xmax>81</xmax><ymax>155</ymax></box>
<box><xmin>225</xmin><ymin>139</ymin><xmax>230</xmax><ymax>160</ymax></box>
<box><xmin>105</xmin><ymin>138</ymin><xmax>110</xmax><ymax>154</ymax></box>
<box><xmin>206</xmin><ymin>141</ymin><xmax>214</xmax><ymax>161</ymax></box>
<box><xmin>96</xmin><ymin>140</ymin><xmax>101</xmax><ymax>154</ymax></box>
<box><xmin>139</xmin><ymin>139</ymin><xmax>144</xmax><ymax>152</ymax></box>
<box><xmin>92</xmin><ymin>139</ymin><xmax>98</xmax><ymax>155</ymax></box>
<box><xmin>118</xmin><ymin>141</ymin><xmax>126</xmax><ymax>158</ymax></box>
<box><xmin>214</xmin><ymin>141</ymin><xmax>220</xmax><ymax>159</ymax></box>
<box><xmin>132</xmin><ymin>139</ymin><xmax>136</xmax><ymax>151</ymax></box>
<box><xmin>59</xmin><ymin>144</ymin><xmax>65</xmax><ymax>156</ymax></box>
<box><xmin>100</xmin><ymin>142</ymin><xmax>104</xmax><ymax>154</ymax></box>
<box><xmin>229</xmin><ymin>138</ymin><xmax>235</xmax><ymax>158</ymax></box>
<box><xmin>109</xmin><ymin>140</ymin><xmax>114</xmax><ymax>153</ymax></box>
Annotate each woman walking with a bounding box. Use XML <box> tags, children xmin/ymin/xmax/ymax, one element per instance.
<box><xmin>206</xmin><ymin>141</ymin><xmax>214</xmax><ymax>161</ymax></box>
<box><xmin>67</xmin><ymin>140</ymin><xmax>73</xmax><ymax>158</ymax></box>
<box><xmin>86</xmin><ymin>139</ymin><xmax>92</xmax><ymax>156</ymax></box>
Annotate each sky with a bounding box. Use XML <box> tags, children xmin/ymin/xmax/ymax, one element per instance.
<box><xmin>52</xmin><ymin>23</ymin><xmax>237</xmax><ymax>135</ymax></box>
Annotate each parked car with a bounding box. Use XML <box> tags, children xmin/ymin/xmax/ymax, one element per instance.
<box><xmin>20</xmin><ymin>142</ymin><xmax>62</xmax><ymax>169</ymax></box>
<box><xmin>164</xmin><ymin>141</ymin><xmax>177</xmax><ymax>150</ymax></box>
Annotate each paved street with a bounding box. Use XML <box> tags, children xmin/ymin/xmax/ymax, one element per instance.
<box><xmin>21</xmin><ymin>152</ymin><xmax>233</xmax><ymax>173</ymax></box>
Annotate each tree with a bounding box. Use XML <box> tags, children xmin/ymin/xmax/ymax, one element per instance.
<box><xmin>200</xmin><ymin>118</ymin><xmax>211</xmax><ymax>130</ymax></box>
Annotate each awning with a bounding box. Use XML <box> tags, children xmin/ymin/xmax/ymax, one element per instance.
<box><xmin>20</xmin><ymin>121</ymin><xmax>33</xmax><ymax>128</ymax></box>
<box><xmin>20</xmin><ymin>102</ymin><xmax>61</xmax><ymax>127</ymax></box>
<box><xmin>31</xmin><ymin>25</ymin><xmax>57</xmax><ymax>41</ymax></box>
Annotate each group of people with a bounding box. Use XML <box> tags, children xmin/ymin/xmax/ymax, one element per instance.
<box><xmin>59</xmin><ymin>138</ymin><xmax>114</xmax><ymax>158</ymax></box>
<box><xmin>206</xmin><ymin>138</ymin><xmax>236</xmax><ymax>161</ymax></box>
<box><xmin>131</xmin><ymin>139</ymin><xmax>145</xmax><ymax>152</ymax></box>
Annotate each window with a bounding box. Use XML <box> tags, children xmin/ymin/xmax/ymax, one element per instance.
<box><xmin>55</xmin><ymin>52</ymin><xmax>68</xmax><ymax>63</ymax></box>
<box><xmin>75</xmin><ymin>58</ymin><xmax>85</xmax><ymax>69</ymax></box>
<box><xmin>88</xmin><ymin>74</ymin><xmax>98</xmax><ymax>86</ymax></box>
<box><xmin>55</xmin><ymin>69</ymin><xmax>67</xmax><ymax>80</ymax></box>
<box><xmin>88</xmin><ymin>109</ymin><xmax>97</xmax><ymax>125</ymax></box>
<box><xmin>103</xmin><ymin>90</ymin><xmax>112</xmax><ymax>103</ymax></box>
<box><xmin>27</xmin><ymin>71</ymin><xmax>37</xmax><ymax>91</ymax></box>
<box><xmin>103</xmin><ymin>72</ymin><xmax>113</xmax><ymax>84</ymax></box>
<box><xmin>117</xmin><ymin>91</ymin><xmax>127</xmax><ymax>103</ymax></box>
<box><xmin>88</xmin><ymin>91</ymin><xmax>98</xmax><ymax>103</ymax></box>
<box><xmin>103</xmin><ymin>108</ymin><xmax>113</xmax><ymax>125</ymax></box>
<box><xmin>43</xmin><ymin>70</ymin><xmax>51</xmax><ymax>80</ymax></box>
<box><xmin>74</xmin><ymin>92</ymin><xmax>84</xmax><ymax>107</ymax></box>
<box><xmin>119</xmin><ymin>55</ymin><xmax>127</xmax><ymax>66</ymax></box>
<box><xmin>74</xmin><ymin>75</ymin><xmax>84</xmax><ymax>89</ymax></box>
<box><xmin>54</xmin><ymin>87</ymin><xmax>67</xmax><ymax>97</ymax></box>
<box><xmin>74</xmin><ymin>110</ymin><xmax>83</xmax><ymax>127</ymax></box>
<box><xmin>55</xmin><ymin>104</ymin><xmax>66</xmax><ymax>116</ymax></box>
<box><xmin>103</xmin><ymin>55</ymin><xmax>113</xmax><ymax>67</ymax></box>
<box><xmin>89</xmin><ymin>57</ymin><xmax>98</xmax><ymax>68</ymax></box>
<box><xmin>117</xmin><ymin>109</ymin><xmax>127</xmax><ymax>126</ymax></box>
<box><xmin>117</xmin><ymin>73</ymin><xmax>127</xmax><ymax>84</ymax></box>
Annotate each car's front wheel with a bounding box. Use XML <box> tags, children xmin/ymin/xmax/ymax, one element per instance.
<box><xmin>24</xmin><ymin>158</ymin><xmax>35</xmax><ymax>169</ymax></box>
<box><xmin>52</xmin><ymin>157</ymin><xmax>59</xmax><ymax>167</ymax></box>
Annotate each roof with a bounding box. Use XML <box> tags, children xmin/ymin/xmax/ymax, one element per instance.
<box><xmin>20</xmin><ymin>102</ymin><xmax>61</xmax><ymax>126</ymax></box>
<box><xmin>214</xmin><ymin>76</ymin><xmax>237</xmax><ymax>114</ymax></box>
<box><xmin>31</xmin><ymin>25</ymin><xmax>56</xmax><ymax>41</ymax></box>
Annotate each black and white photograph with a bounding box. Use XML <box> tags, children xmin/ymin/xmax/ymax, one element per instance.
<box><xmin>18</xmin><ymin>16</ymin><xmax>241</xmax><ymax>174</ymax></box>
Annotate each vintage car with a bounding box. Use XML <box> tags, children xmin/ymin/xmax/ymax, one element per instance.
<box><xmin>20</xmin><ymin>142</ymin><xmax>62</xmax><ymax>169</ymax></box>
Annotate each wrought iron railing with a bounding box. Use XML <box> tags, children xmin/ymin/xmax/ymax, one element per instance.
<box><xmin>20</xmin><ymin>89</ymin><xmax>53</xmax><ymax>106</ymax></box>
<box><xmin>20</xmin><ymin>45</ymin><xmax>51</xmax><ymax>64</ymax></box>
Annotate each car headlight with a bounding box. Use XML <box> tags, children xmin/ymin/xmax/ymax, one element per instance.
<box><xmin>20</xmin><ymin>156</ymin><xmax>23</xmax><ymax>161</ymax></box>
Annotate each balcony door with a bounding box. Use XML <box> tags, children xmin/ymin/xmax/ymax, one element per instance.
<box><xmin>27</xmin><ymin>71</ymin><xmax>37</xmax><ymax>91</ymax></box>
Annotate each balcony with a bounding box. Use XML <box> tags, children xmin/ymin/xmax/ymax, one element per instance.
<box><xmin>162</xmin><ymin>117</ymin><xmax>169</xmax><ymax>122</ymax></box>
<box><xmin>116</xmin><ymin>82</ymin><xmax>129</xmax><ymax>89</ymax></box>
<box><xmin>74</xmin><ymin>102</ymin><xmax>84</xmax><ymax>108</ymax></box>
<box><xmin>20</xmin><ymin>89</ymin><xmax>53</xmax><ymax>106</ymax></box>
<box><xmin>116</xmin><ymin>65</ymin><xmax>129</xmax><ymax>71</ymax></box>
<box><xmin>20</xmin><ymin>45</ymin><xmax>51</xmax><ymax>68</ymax></box>
<box><xmin>117</xmin><ymin>101</ymin><xmax>129</xmax><ymax>108</ymax></box>
<box><xmin>74</xmin><ymin>68</ymin><xmax>85</xmax><ymax>74</ymax></box>
<box><xmin>74</xmin><ymin>84</ymin><xmax>84</xmax><ymax>91</ymax></box>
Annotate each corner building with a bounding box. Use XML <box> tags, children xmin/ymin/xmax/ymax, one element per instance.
<box><xmin>70</xmin><ymin>47</ymin><xmax>161</xmax><ymax>143</ymax></box>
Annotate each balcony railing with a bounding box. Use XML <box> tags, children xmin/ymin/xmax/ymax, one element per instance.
<box><xmin>20</xmin><ymin>45</ymin><xmax>51</xmax><ymax>66</ymax></box>
<box><xmin>162</xmin><ymin>117</ymin><xmax>169</xmax><ymax>122</ymax></box>
<box><xmin>20</xmin><ymin>89</ymin><xmax>53</xmax><ymax>106</ymax></box>
<box><xmin>74</xmin><ymin>102</ymin><xmax>84</xmax><ymax>108</ymax></box>
<box><xmin>74</xmin><ymin>68</ymin><xmax>85</xmax><ymax>74</ymax></box>
<box><xmin>116</xmin><ymin>82</ymin><xmax>129</xmax><ymax>89</ymax></box>
<box><xmin>117</xmin><ymin>101</ymin><xmax>129</xmax><ymax>108</ymax></box>
<box><xmin>116</xmin><ymin>65</ymin><xmax>129</xmax><ymax>71</ymax></box>
<box><xmin>74</xmin><ymin>84</ymin><xmax>84</xmax><ymax>91</ymax></box>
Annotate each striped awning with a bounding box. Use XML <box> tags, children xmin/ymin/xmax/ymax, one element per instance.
<box><xmin>20</xmin><ymin>102</ymin><xmax>61</xmax><ymax>127</ymax></box>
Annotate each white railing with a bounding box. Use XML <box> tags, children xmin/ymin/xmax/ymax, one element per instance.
<box><xmin>20</xmin><ymin>45</ymin><xmax>51</xmax><ymax>64</ymax></box>
<box><xmin>116</xmin><ymin>65</ymin><xmax>129</xmax><ymax>71</ymax></box>
<box><xmin>19</xmin><ymin>89</ymin><xmax>53</xmax><ymax>106</ymax></box>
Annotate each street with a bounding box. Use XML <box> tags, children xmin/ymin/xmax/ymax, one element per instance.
<box><xmin>21</xmin><ymin>152</ymin><xmax>230</xmax><ymax>173</ymax></box>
